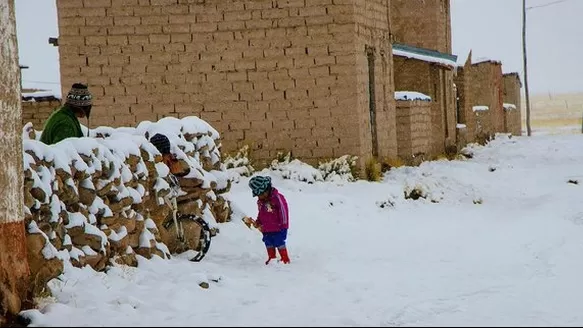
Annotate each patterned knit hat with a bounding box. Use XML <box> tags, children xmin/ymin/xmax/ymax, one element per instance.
<box><xmin>249</xmin><ymin>175</ymin><xmax>272</xmax><ymax>197</ymax></box>
<box><xmin>150</xmin><ymin>133</ymin><xmax>171</xmax><ymax>155</ymax></box>
<box><xmin>66</xmin><ymin>83</ymin><xmax>93</xmax><ymax>108</ymax></box>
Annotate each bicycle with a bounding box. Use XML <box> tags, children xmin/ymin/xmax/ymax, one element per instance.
<box><xmin>161</xmin><ymin>173</ymin><xmax>212</xmax><ymax>262</ymax></box>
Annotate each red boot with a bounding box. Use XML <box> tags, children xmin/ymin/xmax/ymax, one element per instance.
<box><xmin>265</xmin><ymin>247</ymin><xmax>276</xmax><ymax>265</ymax></box>
<box><xmin>278</xmin><ymin>247</ymin><xmax>290</xmax><ymax>264</ymax></box>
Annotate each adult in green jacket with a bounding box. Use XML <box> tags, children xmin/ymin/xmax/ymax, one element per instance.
<box><xmin>40</xmin><ymin>83</ymin><xmax>93</xmax><ymax>145</ymax></box>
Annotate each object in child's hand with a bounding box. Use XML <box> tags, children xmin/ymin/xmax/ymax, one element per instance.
<box><xmin>242</xmin><ymin>216</ymin><xmax>254</xmax><ymax>229</ymax></box>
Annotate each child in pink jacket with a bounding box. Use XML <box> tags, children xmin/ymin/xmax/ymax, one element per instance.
<box><xmin>248</xmin><ymin>175</ymin><xmax>290</xmax><ymax>264</ymax></box>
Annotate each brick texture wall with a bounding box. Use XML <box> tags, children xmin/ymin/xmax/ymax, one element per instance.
<box><xmin>396</xmin><ymin>99</ymin><xmax>431</xmax><ymax>163</ymax></box>
<box><xmin>502</xmin><ymin>73</ymin><xmax>522</xmax><ymax>135</ymax></box>
<box><xmin>0</xmin><ymin>0</ymin><xmax>30</xmax><ymax>322</ymax></box>
<box><xmin>466</xmin><ymin>61</ymin><xmax>503</xmax><ymax>140</ymax></box>
<box><xmin>454</xmin><ymin>66</ymin><xmax>476</xmax><ymax>142</ymax></box>
<box><xmin>393</xmin><ymin>56</ymin><xmax>455</xmax><ymax>156</ymax></box>
<box><xmin>22</xmin><ymin>100</ymin><xmax>62</xmax><ymax>129</ymax></box>
<box><xmin>353</xmin><ymin>0</ymin><xmax>397</xmax><ymax>164</ymax></box>
<box><xmin>390</xmin><ymin>0</ymin><xmax>451</xmax><ymax>54</ymax></box>
<box><xmin>56</xmin><ymin>0</ymin><xmax>397</xmax><ymax>168</ymax></box>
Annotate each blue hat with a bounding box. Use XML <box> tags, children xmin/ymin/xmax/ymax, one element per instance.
<box><xmin>249</xmin><ymin>176</ymin><xmax>272</xmax><ymax>197</ymax></box>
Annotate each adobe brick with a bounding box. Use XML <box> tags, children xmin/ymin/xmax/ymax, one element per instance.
<box><xmin>244</xmin><ymin>0</ymin><xmax>273</xmax><ymax>10</ymax></box>
<box><xmin>82</xmin><ymin>7</ymin><xmax>107</xmax><ymax>17</ymax></box>
<box><xmin>59</xmin><ymin>17</ymin><xmax>86</xmax><ymax>27</ymax></box>
<box><xmin>135</xmin><ymin>25</ymin><xmax>163</xmax><ymax>35</ymax></box>
<box><xmin>307</xmin><ymin>25</ymin><xmax>328</xmax><ymax>36</ymax></box>
<box><xmin>235</xmin><ymin>60</ymin><xmax>257</xmax><ymax>71</ymax></box>
<box><xmin>150</xmin><ymin>0</ymin><xmax>178</xmax><ymax>5</ymax></box>
<box><xmin>274</xmin><ymin>79</ymin><xmax>295</xmax><ymax>91</ymax></box>
<box><xmin>309</xmin><ymin>66</ymin><xmax>330</xmax><ymax>77</ymax></box>
<box><xmin>86</xmin><ymin>16</ymin><xmax>113</xmax><ymax>26</ymax></box>
<box><xmin>134</xmin><ymin>6</ymin><xmax>162</xmax><ymax>16</ymax></box>
<box><xmin>147</xmin><ymin>34</ymin><xmax>169</xmax><ymax>44</ymax></box>
<box><xmin>106</xmin><ymin>6</ymin><xmax>133</xmax><ymax>16</ymax></box>
<box><xmin>60</xmin><ymin>0</ymin><xmax>84</xmax><ymax>8</ymax></box>
<box><xmin>275</xmin><ymin>0</ymin><xmax>304</xmax><ymax>8</ymax></box>
<box><xmin>256</xmin><ymin>59</ymin><xmax>277</xmax><ymax>71</ymax></box>
<box><xmin>218</xmin><ymin>21</ymin><xmax>246</xmax><ymax>31</ymax></box>
<box><xmin>293</xmin><ymin>57</ymin><xmax>315</xmax><ymax>68</ymax></box>
<box><xmin>262</xmin><ymin>8</ymin><xmax>289</xmax><ymax>19</ymax></box>
<box><xmin>165</xmin><ymin>43</ymin><xmax>186</xmax><ymax>53</ymax></box>
<box><xmin>111</xmin><ymin>0</ymin><xmax>138</xmax><ymax>6</ymax></box>
<box><xmin>125</xmin><ymin>84</ymin><xmax>146</xmax><ymax>95</ymax></box>
<box><xmin>122</xmin><ymin>64</ymin><xmax>146</xmax><ymax>75</ymax></box>
<box><xmin>227</xmin><ymin>71</ymin><xmax>247</xmax><ymax>82</ymax></box>
<box><xmin>262</xmin><ymin>90</ymin><xmax>284</xmax><ymax>101</ymax></box>
<box><xmin>267</xmin><ymin>69</ymin><xmax>289</xmax><ymax>81</ymax></box>
<box><xmin>224</xmin><ymin>10</ymin><xmax>252</xmax><ymax>21</ymax></box>
<box><xmin>106</xmin><ymin>35</ymin><xmax>128</xmax><ymax>46</ymax></box>
<box><xmin>249</xmin><ymin>38</ymin><xmax>271</xmax><ymax>48</ymax></box>
<box><xmin>305</xmin><ymin>15</ymin><xmax>333</xmax><ymax>25</ymax></box>
<box><xmin>245</xmin><ymin>19</ymin><xmax>273</xmax><ymax>29</ymax></box>
<box><xmin>130</xmin><ymin>103</ymin><xmax>153</xmax><ymax>115</ymax></box>
<box><xmin>191</xmin><ymin>22</ymin><xmax>218</xmax><ymax>33</ymax></box>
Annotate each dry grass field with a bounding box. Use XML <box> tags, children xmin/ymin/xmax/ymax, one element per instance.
<box><xmin>522</xmin><ymin>92</ymin><xmax>583</xmax><ymax>135</ymax></box>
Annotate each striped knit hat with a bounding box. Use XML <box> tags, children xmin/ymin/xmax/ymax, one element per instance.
<box><xmin>249</xmin><ymin>175</ymin><xmax>272</xmax><ymax>197</ymax></box>
<box><xmin>66</xmin><ymin>83</ymin><xmax>93</xmax><ymax>109</ymax></box>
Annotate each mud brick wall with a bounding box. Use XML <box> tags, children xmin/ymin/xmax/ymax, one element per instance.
<box><xmin>396</xmin><ymin>99</ymin><xmax>431</xmax><ymax>162</ymax></box>
<box><xmin>454</xmin><ymin>67</ymin><xmax>477</xmax><ymax>143</ymax></box>
<box><xmin>0</xmin><ymin>0</ymin><xmax>30</xmax><ymax>322</ymax></box>
<box><xmin>21</xmin><ymin>99</ymin><xmax>61</xmax><ymax>128</ymax></box>
<box><xmin>352</xmin><ymin>0</ymin><xmax>397</xmax><ymax>164</ymax></box>
<box><xmin>56</xmin><ymin>0</ymin><xmax>399</xmax><ymax>168</ymax></box>
<box><xmin>468</xmin><ymin>61</ymin><xmax>504</xmax><ymax>138</ymax></box>
<box><xmin>393</xmin><ymin>56</ymin><xmax>455</xmax><ymax>156</ymax></box>
<box><xmin>390</xmin><ymin>0</ymin><xmax>451</xmax><ymax>54</ymax></box>
<box><xmin>502</xmin><ymin>73</ymin><xmax>522</xmax><ymax>135</ymax></box>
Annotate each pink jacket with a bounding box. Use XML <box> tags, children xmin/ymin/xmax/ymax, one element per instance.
<box><xmin>256</xmin><ymin>188</ymin><xmax>289</xmax><ymax>233</ymax></box>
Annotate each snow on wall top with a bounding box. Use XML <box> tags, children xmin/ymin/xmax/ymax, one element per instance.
<box><xmin>503</xmin><ymin>103</ymin><xmax>517</xmax><ymax>111</ymax></box>
<box><xmin>395</xmin><ymin>91</ymin><xmax>432</xmax><ymax>102</ymax></box>
<box><xmin>473</xmin><ymin>105</ymin><xmax>490</xmax><ymax>112</ymax></box>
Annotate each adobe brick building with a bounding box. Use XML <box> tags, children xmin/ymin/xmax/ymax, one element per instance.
<box><xmin>392</xmin><ymin>43</ymin><xmax>457</xmax><ymax>155</ymax></box>
<box><xmin>390</xmin><ymin>0</ymin><xmax>456</xmax><ymax>156</ymax></box>
<box><xmin>21</xmin><ymin>91</ymin><xmax>62</xmax><ymax>128</ymax></box>
<box><xmin>502</xmin><ymin>72</ymin><xmax>522</xmax><ymax>135</ymax></box>
<box><xmin>0</xmin><ymin>0</ymin><xmax>30</xmax><ymax>323</ymax></box>
<box><xmin>390</xmin><ymin>0</ymin><xmax>451</xmax><ymax>54</ymax></box>
<box><xmin>454</xmin><ymin>54</ymin><xmax>510</xmax><ymax>143</ymax></box>
<box><xmin>395</xmin><ymin>97</ymin><xmax>432</xmax><ymax>163</ymax></box>
<box><xmin>55</xmin><ymin>0</ymin><xmax>398</xmax><ymax>168</ymax></box>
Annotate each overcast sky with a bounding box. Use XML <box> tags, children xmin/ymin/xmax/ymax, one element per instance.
<box><xmin>14</xmin><ymin>0</ymin><xmax>583</xmax><ymax>96</ymax></box>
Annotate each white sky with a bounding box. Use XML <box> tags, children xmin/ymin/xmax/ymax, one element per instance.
<box><xmin>14</xmin><ymin>0</ymin><xmax>583</xmax><ymax>96</ymax></box>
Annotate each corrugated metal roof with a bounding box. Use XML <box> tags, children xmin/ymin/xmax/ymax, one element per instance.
<box><xmin>392</xmin><ymin>43</ymin><xmax>458</xmax><ymax>68</ymax></box>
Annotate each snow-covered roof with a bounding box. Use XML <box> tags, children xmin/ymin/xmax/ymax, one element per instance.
<box><xmin>392</xmin><ymin>43</ymin><xmax>458</xmax><ymax>69</ymax></box>
<box><xmin>395</xmin><ymin>91</ymin><xmax>432</xmax><ymax>102</ymax></box>
<box><xmin>22</xmin><ymin>90</ymin><xmax>61</xmax><ymax>102</ymax></box>
<box><xmin>473</xmin><ymin>105</ymin><xmax>489</xmax><ymax>112</ymax></box>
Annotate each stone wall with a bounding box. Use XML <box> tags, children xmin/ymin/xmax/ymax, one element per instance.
<box><xmin>390</xmin><ymin>0</ymin><xmax>451</xmax><ymax>54</ymax></box>
<box><xmin>22</xmin><ymin>99</ymin><xmax>61</xmax><ymax>129</ymax></box>
<box><xmin>0</xmin><ymin>0</ymin><xmax>30</xmax><ymax>323</ymax></box>
<box><xmin>395</xmin><ymin>99</ymin><xmax>431</xmax><ymax>163</ymax></box>
<box><xmin>56</xmin><ymin>0</ymin><xmax>398</xmax><ymax>169</ymax></box>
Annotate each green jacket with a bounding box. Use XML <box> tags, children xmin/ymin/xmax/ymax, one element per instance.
<box><xmin>40</xmin><ymin>105</ymin><xmax>84</xmax><ymax>145</ymax></box>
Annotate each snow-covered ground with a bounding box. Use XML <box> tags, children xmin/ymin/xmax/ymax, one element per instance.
<box><xmin>22</xmin><ymin>134</ymin><xmax>583</xmax><ymax>327</ymax></box>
